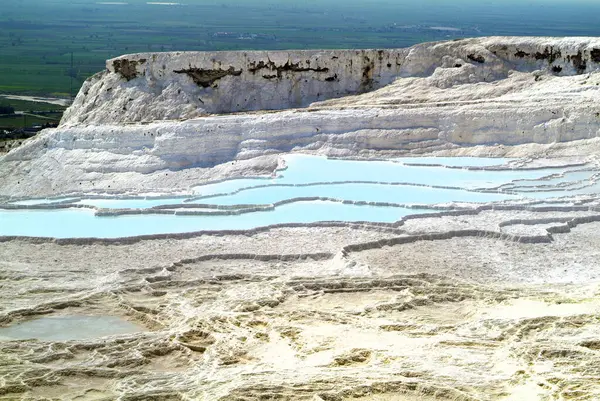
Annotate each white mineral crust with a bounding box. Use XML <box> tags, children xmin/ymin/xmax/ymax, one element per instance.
<box><xmin>2</xmin><ymin>37</ymin><xmax>600</xmax><ymax>196</ymax></box>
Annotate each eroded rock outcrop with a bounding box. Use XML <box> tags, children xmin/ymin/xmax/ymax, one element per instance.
<box><xmin>62</xmin><ymin>48</ymin><xmax>408</xmax><ymax>124</ymax></box>
<box><xmin>60</xmin><ymin>37</ymin><xmax>600</xmax><ymax>126</ymax></box>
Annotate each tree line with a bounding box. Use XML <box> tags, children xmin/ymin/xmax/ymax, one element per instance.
<box><xmin>0</xmin><ymin>105</ymin><xmax>15</xmax><ymax>115</ymax></box>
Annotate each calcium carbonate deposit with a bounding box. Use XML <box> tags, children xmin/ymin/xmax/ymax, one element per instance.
<box><xmin>2</xmin><ymin>37</ymin><xmax>600</xmax><ymax>400</ymax></box>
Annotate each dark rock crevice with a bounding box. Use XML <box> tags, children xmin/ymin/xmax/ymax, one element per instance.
<box><xmin>514</xmin><ymin>49</ymin><xmax>530</xmax><ymax>58</ymax></box>
<box><xmin>113</xmin><ymin>58</ymin><xmax>146</xmax><ymax>81</ymax></box>
<box><xmin>247</xmin><ymin>60</ymin><xmax>329</xmax><ymax>78</ymax></box>
<box><xmin>174</xmin><ymin>67</ymin><xmax>243</xmax><ymax>88</ymax></box>
<box><xmin>359</xmin><ymin>56</ymin><xmax>375</xmax><ymax>92</ymax></box>
<box><xmin>467</xmin><ymin>54</ymin><xmax>485</xmax><ymax>64</ymax></box>
<box><xmin>534</xmin><ymin>47</ymin><xmax>561</xmax><ymax>63</ymax></box>
<box><xmin>568</xmin><ymin>51</ymin><xmax>587</xmax><ymax>74</ymax></box>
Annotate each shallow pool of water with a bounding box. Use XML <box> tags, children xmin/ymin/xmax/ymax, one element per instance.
<box><xmin>278</xmin><ymin>155</ymin><xmax>554</xmax><ymax>189</ymax></box>
<box><xmin>0</xmin><ymin>316</ymin><xmax>142</xmax><ymax>341</ymax></box>
<box><xmin>1</xmin><ymin>155</ymin><xmax>596</xmax><ymax>238</ymax></box>
<box><xmin>508</xmin><ymin>170</ymin><xmax>595</xmax><ymax>189</ymax></box>
<box><xmin>193</xmin><ymin>178</ymin><xmax>273</xmax><ymax>197</ymax></box>
<box><xmin>0</xmin><ymin>201</ymin><xmax>425</xmax><ymax>238</ymax></box>
<box><xmin>190</xmin><ymin>155</ymin><xmax>555</xmax><ymax>198</ymax></box>
<box><xmin>521</xmin><ymin>180</ymin><xmax>600</xmax><ymax>199</ymax></box>
<box><xmin>191</xmin><ymin>182</ymin><xmax>515</xmax><ymax>206</ymax></box>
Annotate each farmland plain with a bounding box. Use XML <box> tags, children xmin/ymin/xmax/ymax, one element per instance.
<box><xmin>1</xmin><ymin>0</ymin><xmax>600</xmax><ymax>97</ymax></box>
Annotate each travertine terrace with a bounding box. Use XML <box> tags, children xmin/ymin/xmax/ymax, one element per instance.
<box><xmin>2</xmin><ymin>37</ymin><xmax>600</xmax><ymax>195</ymax></box>
<box><xmin>1</xmin><ymin>37</ymin><xmax>600</xmax><ymax>400</ymax></box>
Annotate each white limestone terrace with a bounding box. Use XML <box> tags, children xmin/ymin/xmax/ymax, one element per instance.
<box><xmin>61</xmin><ymin>36</ymin><xmax>600</xmax><ymax>124</ymax></box>
<box><xmin>2</xmin><ymin>36</ymin><xmax>600</xmax><ymax>197</ymax></box>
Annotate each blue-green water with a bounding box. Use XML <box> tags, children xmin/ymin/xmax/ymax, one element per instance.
<box><xmin>507</xmin><ymin>170</ymin><xmax>596</xmax><ymax>189</ymax></box>
<box><xmin>277</xmin><ymin>155</ymin><xmax>547</xmax><ymax>189</ymax></box>
<box><xmin>1</xmin><ymin>155</ymin><xmax>597</xmax><ymax>238</ymax></box>
<box><xmin>0</xmin><ymin>316</ymin><xmax>142</xmax><ymax>341</ymax></box>
<box><xmin>191</xmin><ymin>183</ymin><xmax>514</xmax><ymax>206</ymax></box>
<box><xmin>0</xmin><ymin>201</ymin><xmax>423</xmax><ymax>238</ymax></box>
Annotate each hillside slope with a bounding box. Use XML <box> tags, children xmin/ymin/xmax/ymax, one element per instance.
<box><xmin>2</xmin><ymin>37</ymin><xmax>600</xmax><ymax>196</ymax></box>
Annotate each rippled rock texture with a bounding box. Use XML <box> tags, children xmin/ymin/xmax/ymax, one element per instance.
<box><xmin>2</xmin><ymin>211</ymin><xmax>600</xmax><ymax>400</ymax></box>
<box><xmin>2</xmin><ymin>157</ymin><xmax>600</xmax><ymax>400</ymax></box>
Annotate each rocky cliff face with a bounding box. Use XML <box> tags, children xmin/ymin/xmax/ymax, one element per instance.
<box><xmin>3</xmin><ymin>37</ymin><xmax>600</xmax><ymax>196</ymax></box>
<box><xmin>61</xmin><ymin>49</ymin><xmax>408</xmax><ymax>125</ymax></box>
<box><xmin>60</xmin><ymin>37</ymin><xmax>600</xmax><ymax>126</ymax></box>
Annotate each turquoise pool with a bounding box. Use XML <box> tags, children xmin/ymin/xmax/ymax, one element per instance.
<box><xmin>1</xmin><ymin>155</ymin><xmax>596</xmax><ymax>238</ymax></box>
<box><xmin>0</xmin><ymin>316</ymin><xmax>142</xmax><ymax>341</ymax></box>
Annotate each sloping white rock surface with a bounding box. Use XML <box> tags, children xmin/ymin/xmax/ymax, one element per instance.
<box><xmin>61</xmin><ymin>37</ymin><xmax>600</xmax><ymax>125</ymax></box>
<box><xmin>2</xmin><ymin>37</ymin><xmax>600</xmax><ymax>196</ymax></box>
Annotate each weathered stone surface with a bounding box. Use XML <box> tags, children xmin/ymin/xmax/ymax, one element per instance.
<box><xmin>2</xmin><ymin>211</ymin><xmax>600</xmax><ymax>399</ymax></box>
<box><xmin>60</xmin><ymin>36</ymin><xmax>600</xmax><ymax>125</ymax></box>
<box><xmin>173</xmin><ymin>66</ymin><xmax>242</xmax><ymax>88</ymax></box>
<box><xmin>2</xmin><ymin>36</ymin><xmax>600</xmax><ymax>197</ymax></box>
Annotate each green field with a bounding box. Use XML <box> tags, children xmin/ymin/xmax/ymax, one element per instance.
<box><xmin>0</xmin><ymin>113</ymin><xmax>62</xmax><ymax>129</ymax></box>
<box><xmin>0</xmin><ymin>98</ymin><xmax>65</xmax><ymax>129</ymax></box>
<box><xmin>1</xmin><ymin>0</ymin><xmax>600</xmax><ymax>97</ymax></box>
<box><xmin>0</xmin><ymin>98</ymin><xmax>66</xmax><ymax>112</ymax></box>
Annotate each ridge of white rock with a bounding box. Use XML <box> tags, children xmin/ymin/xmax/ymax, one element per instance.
<box><xmin>61</xmin><ymin>36</ymin><xmax>600</xmax><ymax>125</ymax></box>
<box><xmin>2</xmin><ymin>36</ymin><xmax>600</xmax><ymax>196</ymax></box>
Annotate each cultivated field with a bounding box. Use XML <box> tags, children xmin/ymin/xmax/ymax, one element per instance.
<box><xmin>1</xmin><ymin>0</ymin><xmax>600</xmax><ymax>97</ymax></box>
